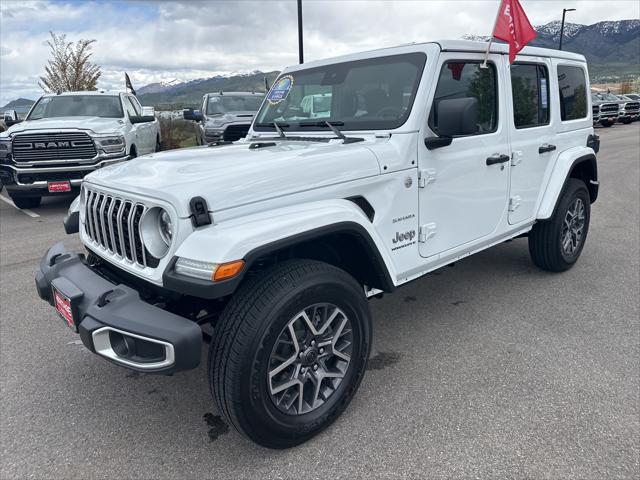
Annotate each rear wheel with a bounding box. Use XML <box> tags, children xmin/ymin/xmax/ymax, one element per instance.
<box><xmin>208</xmin><ymin>259</ymin><xmax>371</xmax><ymax>448</ymax></box>
<box><xmin>528</xmin><ymin>178</ymin><xmax>590</xmax><ymax>272</ymax></box>
<box><xmin>11</xmin><ymin>195</ymin><xmax>41</xmax><ymax>209</ymax></box>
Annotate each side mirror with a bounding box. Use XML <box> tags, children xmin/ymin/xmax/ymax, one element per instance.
<box><xmin>4</xmin><ymin>110</ymin><xmax>19</xmax><ymax>126</ymax></box>
<box><xmin>424</xmin><ymin>136</ymin><xmax>453</xmax><ymax>150</ymax></box>
<box><xmin>141</xmin><ymin>106</ymin><xmax>155</xmax><ymax>117</ymax></box>
<box><xmin>183</xmin><ymin>108</ymin><xmax>203</xmax><ymax>122</ymax></box>
<box><xmin>435</xmin><ymin>97</ymin><xmax>479</xmax><ymax>137</ymax></box>
<box><xmin>129</xmin><ymin>114</ymin><xmax>155</xmax><ymax>124</ymax></box>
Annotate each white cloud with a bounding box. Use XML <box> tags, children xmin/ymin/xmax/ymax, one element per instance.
<box><xmin>0</xmin><ymin>0</ymin><xmax>638</xmax><ymax>105</ymax></box>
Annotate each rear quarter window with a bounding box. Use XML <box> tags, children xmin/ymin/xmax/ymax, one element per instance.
<box><xmin>557</xmin><ymin>65</ymin><xmax>588</xmax><ymax>121</ymax></box>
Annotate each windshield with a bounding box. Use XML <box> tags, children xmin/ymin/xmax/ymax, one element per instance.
<box><xmin>626</xmin><ymin>94</ymin><xmax>640</xmax><ymax>101</ymax></box>
<box><xmin>207</xmin><ymin>95</ymin><xmax>264</xmax><ymax>115</ymax></box>
<box><xmin>254</xmin><ymin>52</ymin><xmax>427</xmax><ymax>131</ymax></box>
<box><xmin>27</xmin><ymin>95</ymin><xmax>124</xmax><ymax>120</ymax></box>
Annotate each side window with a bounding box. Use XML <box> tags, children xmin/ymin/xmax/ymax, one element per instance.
<box><xmin>511</xmin><ymin>63</ymin><xmax>550</xmax><ymax>128</ymax></box>
<box><xmin>123</xmin><ymin>96</ymin><xmax>137</xmax><ymax>117</ymax></box>
<box><xmin>557</xmin><ymin>65</ymin><xmax>588</xmax><ymax>121</ymax></box>
<box><xmin>429</xmin><ymin>61</ymin><xmax>498</xmax><ymax>135</ymax></box>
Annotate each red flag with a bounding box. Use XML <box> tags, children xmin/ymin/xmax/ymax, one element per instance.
<box><xmin>492</xmin><ymin>0</ymin><xmax>537</xmax><ymax>63</ymax></box>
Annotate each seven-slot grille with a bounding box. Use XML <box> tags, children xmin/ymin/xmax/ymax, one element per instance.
<box><xmin>623</xmin><ymin>102</ymin><xmax>639</xmax><ymax>113</ymax></box>
<box><xmin>12</xmin><ymin>132</ymin><xmax>97</xmax><ymax>163</ymax></box>
<box><xmin>83</xmin><ymin>188</ymin><xmax>158</xmax><ymax>268</ymax></box>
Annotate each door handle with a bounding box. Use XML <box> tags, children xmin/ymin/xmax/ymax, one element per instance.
<box><xmin>539</xmin><ymin>144</ymin><xmax>557</xmax><ymax>154</ymax></box>
<box><xmin>486</xmin><ymin>154</ymin><xmax>510</xmax><ymax>166</ymax></box>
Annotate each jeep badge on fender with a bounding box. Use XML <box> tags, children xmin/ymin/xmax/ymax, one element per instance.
<box><xmin>35</xmin><ymin>40</ymin><xmax>598</xmax><ymax>449</ymax></box>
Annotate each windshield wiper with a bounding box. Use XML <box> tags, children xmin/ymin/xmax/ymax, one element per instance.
<box><xmin>273</xmin><ymin>122</ymin><xmax>286</xmax><ymax>139</ymax></box>
<box><xmin>299</xmin><ymin>120</ymin><xmax>363</xmax><ymax>144</ymax></box>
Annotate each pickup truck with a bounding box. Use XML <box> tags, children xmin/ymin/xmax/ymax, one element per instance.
<box><xmin>36</xmin><ymin>41</ymin><xmax>599</xmax><ymax>448</ymax></box>
<box><xmin>615</xmin><ymin>95</ymin><xmax>640</xmax><ymax>123</ymax></box>
<box><xmin>591</xmin><ymin>93</ymin><xmax>619</xmax><ymax>127</ymax></box>
<box><xmin>0</xmin><ymin>91</ymin><xmax>160</xmax><ymax>209</ymax></box>
<box><xmin>183</xmin><ymin>92</ymin><xmax>264</xmax><ymax>144</ymax></box>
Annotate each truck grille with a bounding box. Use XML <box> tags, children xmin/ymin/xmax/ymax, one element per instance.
<box><xmin>223</xmin><ymin>124</ymin><xmax>250</xmax><ymax>142</ymax></box>
<box><xmin>600</xmin><ymin>103</ymin><xmax>619</xmax><ymax>114</ymax></box>
<box><xmin>624</xmin><ymin>102</ymin><xmax>639</xmax><ymax>113</ymax></box>
<box><xmin>12</xmin><ymin>132</ymin><xmax>97</xmax><ymax>164</ymax></box>
<box><xmin>592</xmin><ymin>105</ymin><xmax>599</xmax><ymax>116</ymax></box>
<box><xmin>83</xmin><ymin>187</ymin><xmax>158</xmax><ymax>268</ymax></box>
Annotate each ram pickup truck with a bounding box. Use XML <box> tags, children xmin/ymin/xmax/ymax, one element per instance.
<box><xmin>36</xmin><ymin>41</ymin><xmax>599</xmax><ymax>448</ymax></box>
<box><xmin>591</xmin><ymin>93</ymin><xmax>619</xmax><ymax>127</ymax></box>
<box><xmin>183</xmin><ymin>91</ymin><xmax>264</xmax><ymax>144</ymax></box>
<box><xmin>615</xmin><ymin>94</ymin><xmax>640</xmax><ymax>123</ymax></box>
<box><xmin>0</xmin><ymin>91</ymin><xmax>160</xmax><ymax>209</ymax></box>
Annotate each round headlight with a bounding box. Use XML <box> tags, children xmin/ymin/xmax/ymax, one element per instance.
<box><xmin>140</xmin><ymin>207</ymin><xmax>173</xmax><ymax>259</ymax></box>
<box><xmin>159</xmin><ymin>210</ymin><xmax>172</xmax><ymax>246</ymax></box>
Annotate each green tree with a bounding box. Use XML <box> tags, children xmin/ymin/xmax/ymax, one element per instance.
<box><xmin>38</xmin><ymin>32</ymin><xmax>101</xmax><ymax>93</ymax></box>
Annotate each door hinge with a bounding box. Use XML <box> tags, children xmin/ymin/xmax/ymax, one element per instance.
<box><xmin>418</xmin><ymin>169</ymin><xmax>437</xmax><ymax>188</ymax></box>
<box><xmin>511</xmin><ymin>151</ymin><xmax>523</xmax><ymax>166</ymax></box>
<box><xmin>419</xmin><ymin>223</ymin><xmax>437</xmax><ymax>242</ymax></box>
<box><xmin>509</xmin><ymin>196</ymin><xmax>521</xmax><ymax>212</ymax></box>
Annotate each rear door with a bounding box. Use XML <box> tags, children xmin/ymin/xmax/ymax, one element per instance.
<box><xmin>418</xmin><ymin>53</ymin><xmax>511</xmax><ymax>258</ymax></box>
<box><xmin>507</xmin><ymin>59</ymin><xmax>556</xmax><ymax>224</ymax></box>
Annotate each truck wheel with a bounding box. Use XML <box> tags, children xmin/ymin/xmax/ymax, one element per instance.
<box><xmin>155</xmin><ymin>137</ymin><xmax>162</xmax><ymax>152</ymax></box>
<box><xmin>11</xmin><ymin>196</ymin><xmax>41</xmax><ymax>209</ymax></box>
<box><xmin>528</xmin><ymin>178</ymin><xmax>590</xmax><ymax>272</ymax></box>
<box><xmin>599</xmin><ymin>120</ymin><xmax>612</xmax><ymax>127</ymax></box>
<box><xmin>209</xmin><ymin>259</ymin><xmax>371</xmax><ymax>448</ymax></box>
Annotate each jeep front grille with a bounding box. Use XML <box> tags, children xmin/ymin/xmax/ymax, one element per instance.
<box><xmin>83</xmin><ymin>187</ymin><xmax>158</xmax><ymax>268</ymax></box>
<box><xmin>12</xmin><ymin>132</ymin><xmax>97</xmax><ymax>164</ymax></box>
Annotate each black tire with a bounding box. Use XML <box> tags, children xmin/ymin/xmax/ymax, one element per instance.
<box><xmin>529</xmin><ymin>178</ymin><xmax>590</xmax><ymax>272</ymax></box>
<box><xmin>11</xmin><ymin>196</ymin><xmax>41</xmax><ymax>209</ymax></box>
<box><xmin>600</xmin><ymin>120</ymin><xmax>613</xmax><ymax>127</ymax></box>
<box><xmin>129</xmin><ymin>146</ymin><xmax>137</xmax><ymax>158</ymax></box>
<box><xmin>208</xmin><ymin>259</ymin><xmax>371</xmax><ymax>448</ymax></box>
<box><xmin>155</xmin><ymin>137</ymin><xmax>162</xmax><ymax>152</ymax></box>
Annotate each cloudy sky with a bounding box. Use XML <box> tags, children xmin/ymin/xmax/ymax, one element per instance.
<box><xmin>0</xmin><ymin>0</ymin><xmax>638</xmax><ymax>105</ymax></box>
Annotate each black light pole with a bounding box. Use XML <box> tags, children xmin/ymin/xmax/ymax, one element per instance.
<box><xmin>297</xmin><ymin>0</ymin><xmax>304</xmax><ymax>63</ymax></box>
<box><xmin>559</xmin><ymin>8</ymin><xmax>576</xmax><ymax>50</ymax></box>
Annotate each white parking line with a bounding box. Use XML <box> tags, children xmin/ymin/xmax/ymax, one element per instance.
<box><xmin>0</xmin><ymin>194</ymin><xmax>40</xmax><ymax>218</ymax></box>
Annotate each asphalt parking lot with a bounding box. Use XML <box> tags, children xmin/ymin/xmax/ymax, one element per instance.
<box><xmin>1</xmin><ymin>124</ymin><xmax>638</xmax><ymax>479</ymax></box>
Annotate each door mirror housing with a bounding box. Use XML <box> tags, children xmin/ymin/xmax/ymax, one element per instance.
<box><xmin>4</xmin><ymin>110</ymin><xmax>20</xmax><ymax>126</ymax></box>
<box><xmin>129</xmin><ymin>114</ymin><xmax>155</xmax><ymax>124</ymax></box>
<box><xmin>141</xmin><ymin>106</ymin><xmax>155</xmax><ymax>117</ymax></box>
<box><xmin>435</xmin><ymin>97</ymin><xmax>479</xmax><ymax>137</ymax></box>
<box><xmin>424</xmin><ymin>136</ymin><xmax>453</xmax><ymax>150</ymax></box>
<box><xmin>183</xmin><ymin>108</ymin><xmax>203</xmax><ymax>122</ymax></box>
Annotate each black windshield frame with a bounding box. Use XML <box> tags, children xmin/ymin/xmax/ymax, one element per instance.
<box><xmin>254</xmin><ymin>52</ymin><xmax>427</xmax><ymax>132</ymax></box>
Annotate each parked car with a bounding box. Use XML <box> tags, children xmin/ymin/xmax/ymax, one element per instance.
<box><xmin>591</xmin><ymin>93</ymin><xmax>619</xmax><ymax>127</ymax></box>
<box><xmin>615</xmin><ymin>94</ymin><xmax>640</xmax><ymax>123</ymax></box>
<box><xmin>36</xmin><ymin>40</ymin><xmax>599</xmax><ymax>448</ymax></box>
<box><xmin>183</xmin><ymin>92</ymin><xmax>264</xmax><ymax>144</ymax></box>
<box><xmin>0</xmin><ymin>91</ymin><xmax>160</xmax><ymax>209</ymax></box>
<box><xmin>625</xmin><ymin>93</ymin><xmax>640</xmax><ymax>102</ymax></box>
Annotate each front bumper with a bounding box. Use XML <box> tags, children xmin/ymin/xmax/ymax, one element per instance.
<box><xmin>35</xmin><ymin>243</ymin><xmax>202</xmax><ymax>373</ymax></box>
<box><xmin>0</xmin><ymin>156</ymin><xmax>129</xmax><ymax>195</ymax></box>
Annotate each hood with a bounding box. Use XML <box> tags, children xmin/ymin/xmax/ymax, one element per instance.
<box><xmin>4</xmin><ymin>116</ymin><xmax>124</xmax><ymax>136</ymax></box>
<box><xmin>85</xmin><ymin>139</ymin><xmax>382</xmax><ymax>218</ymax></box>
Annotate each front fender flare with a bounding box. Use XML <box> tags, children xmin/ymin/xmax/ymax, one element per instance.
<box><xmin>537</xmin><ymin>147</ymin><xmax>597</xmax><ymax>220</ymax></box>
<box><xmin>163</xmin><ymin>199</ymin><xmax>396</xmax><ymax>299</ymax></box>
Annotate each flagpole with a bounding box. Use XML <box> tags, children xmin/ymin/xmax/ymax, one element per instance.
<box><xmin>481</xmin><ymin>0</ymin><xmax>502</xmax><ymax>69</ymax></box>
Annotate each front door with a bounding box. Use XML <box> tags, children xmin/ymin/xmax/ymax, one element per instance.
<box><xmin>418</xmin><ymin>53</ymin><xmax>511</xmax><ymax>258</ymax></box>
<box><xmin>507</xmin><ymin>59</ymin><xmax>557</xmax><ymax>224</ymax></box>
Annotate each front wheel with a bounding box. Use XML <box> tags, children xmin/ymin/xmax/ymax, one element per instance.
<box><xmin>209</xmin><ymin>259</ymin><xmax>371</xmax><ymax>448</ymax></box>
<box><xmin>528</xmin><ymin>178</ymin><xmax>590</xmax><ymax>272</ymax></box>
<box><xmin>600</xmin><ymin>120</ymin><xmax>613</xmax><ymax>127</ymax></box>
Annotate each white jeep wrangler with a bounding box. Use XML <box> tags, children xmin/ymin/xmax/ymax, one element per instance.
<box><xmin>36</xmin><ymin>41</ymin><xmax>600</xmax><ymax>448</ymax></box>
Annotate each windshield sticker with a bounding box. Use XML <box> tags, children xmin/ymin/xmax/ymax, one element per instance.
<box><xmin>267</xmin><ymin>75</ymin><xmax>294</xmax><ymax>105</ymax></box>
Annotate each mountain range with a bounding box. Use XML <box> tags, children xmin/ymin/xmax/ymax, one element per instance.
<box><xmin>463</xmin><ymin>19</ymin><xmax>639</xmax><ymax>81</ymax></box>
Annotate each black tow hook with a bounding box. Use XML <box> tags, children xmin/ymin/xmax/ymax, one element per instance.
<box><xmin>96</xmin><ymin>289</ymin><xmax>115</xmax><ymax>308</ymax></box>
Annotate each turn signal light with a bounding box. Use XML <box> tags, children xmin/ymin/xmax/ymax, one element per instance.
<box><xmin>213</xmin><ymin>260</ymin><xmax>245</xmax><ymax>281</ymax></box>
